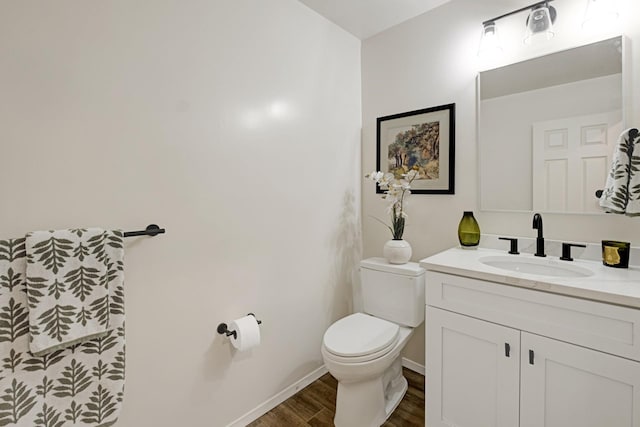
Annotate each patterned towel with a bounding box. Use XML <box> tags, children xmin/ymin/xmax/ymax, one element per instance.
<box><xmin>599</xmin><ymin>128</ymin><xmax>640</xmax><ymax>215</ymax></box>
<box><xmin>0</xmin><ymin>235</ymin><xmax>125</xmax><ymax>427</ymax></box>
<box><xmin>625</xmin><ymin>129</ymin><xmax>640</xmax><ymax>215</ymax></box>
<box><xmin>25</xmin><ymin>229</ymin><xmax>123</xmax><ymax>356</ymax></box>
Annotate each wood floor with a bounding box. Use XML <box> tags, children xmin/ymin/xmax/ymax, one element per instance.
<box><xmin>248</xmin><ymin>368</ymin><xmax>425</xmax><ymax>426</ymax></box>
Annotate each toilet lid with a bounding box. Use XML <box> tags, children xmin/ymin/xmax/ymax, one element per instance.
<box><xmin>323</xmin><ymin>313</ymin><xmax>399</xmax><ymax>357</ymax></box>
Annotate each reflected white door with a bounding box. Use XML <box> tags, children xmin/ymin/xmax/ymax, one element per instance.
<box><xmin>532</xmin><ymin>111</ymin><xmax>622</xmax><ymax>213</ymax></box>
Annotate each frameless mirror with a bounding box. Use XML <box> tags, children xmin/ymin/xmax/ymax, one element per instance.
<box><xmin>478</xmin><ymin>36</ymin><xmax>625</xmax><ymax>214</ymax></box>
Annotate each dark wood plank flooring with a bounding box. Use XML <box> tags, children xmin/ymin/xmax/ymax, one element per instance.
<box><xmin>248</xmin><ymin>368</ymin><xmax>424</xmax><ymax>426</ymax></box>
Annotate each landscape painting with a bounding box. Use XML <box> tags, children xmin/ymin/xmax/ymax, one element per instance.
<box><xmin>376</xmin><ymin>104</ymin><xmax>455</xmax><ymax>194</ymax></box>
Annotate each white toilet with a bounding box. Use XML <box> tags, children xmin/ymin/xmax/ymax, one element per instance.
<box><xmin>321</xmin><ymin>257</ymin><xmax>425</xmax><ymax>427</ymax></box>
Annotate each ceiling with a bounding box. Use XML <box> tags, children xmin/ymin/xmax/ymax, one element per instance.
<box><xmin>297</xmin><ymin>0</ymin><xmax>453</xmax><ymax>40</ymax></box>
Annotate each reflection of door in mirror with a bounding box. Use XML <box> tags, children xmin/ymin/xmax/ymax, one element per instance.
<box><xmin>478</xmin><ymin>36</ymin><xmax>624</xmax><ymax>215</ymax></box>
<box><xmin>532</xmin><ymin>111</ymin><xmax>622</xmax><ymax>213</ymax></box>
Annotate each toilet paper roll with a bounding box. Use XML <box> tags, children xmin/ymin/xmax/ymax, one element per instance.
<box><xmin>229</xmin><ymin>315</ymin><xmax>261</xmax><ymax>351</ymax></box>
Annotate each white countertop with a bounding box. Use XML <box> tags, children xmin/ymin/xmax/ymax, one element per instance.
<box><xmin>419</xmin><ymin>247</ymin><xmax>640</xmax><ymax>309</ymax></box>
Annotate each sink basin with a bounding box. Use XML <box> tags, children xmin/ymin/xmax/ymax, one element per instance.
<box><xmin>479</xmin><ymin>255</ymin><xmax>594</xmax><ymax>278</ymax></box>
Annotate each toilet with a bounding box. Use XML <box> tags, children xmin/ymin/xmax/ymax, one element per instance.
<box><xmin>321</xmin><ymin>257</ymin><xmax>425</xmax><ymax>427</ymax></box>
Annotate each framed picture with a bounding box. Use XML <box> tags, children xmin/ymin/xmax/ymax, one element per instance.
<box><xmin>376</xmin><ymin>103</ymin><xmax>455</xmax><ymax>194</ymax></box>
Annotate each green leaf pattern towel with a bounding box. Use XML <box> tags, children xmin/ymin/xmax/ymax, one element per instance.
<box><xmin>0</xmin><ymin>235</ymin><xmax>125</xmax><ymax>427</ymax></box>
<box><xmin>600</xmin><ymin>128</ymin><xmax>640</xmax><ymax>216</ymax></box>
<box><xmin>25</xmin><ymin>229</ymin><xmax>123</xmax><ymax>356</ymax></box>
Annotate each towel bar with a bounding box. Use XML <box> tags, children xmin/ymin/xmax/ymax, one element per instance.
<box><xmin>124</xmin><ymin>224</ymin><xmax>165</xmax><ymax>237</ymax></box>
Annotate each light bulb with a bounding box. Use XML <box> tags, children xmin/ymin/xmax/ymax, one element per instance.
<box><xmin>524</xmin><ymin>4</ymin><xmax>555</xmax><ymax>45</ymax></box>
<box><xmin>478</xmin><ymin>21</ymin><xmax>502</xmax><ymax>58</ymax></box>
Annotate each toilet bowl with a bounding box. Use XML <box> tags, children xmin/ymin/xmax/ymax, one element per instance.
<box><xmin>320</xmin><ymin>257</ymin><xmax>425</xmax><ymax>427</ymax></box>
<box><xmin>321</xmin><ymin>313</ymin><xmax>414</xmax><ymax>426</ymax></box>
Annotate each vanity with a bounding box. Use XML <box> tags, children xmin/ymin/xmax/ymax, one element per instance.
<box><xmin>420</xmin><ymin>246</ymin><xmax>640</xmax><ymax>427</ymax></box>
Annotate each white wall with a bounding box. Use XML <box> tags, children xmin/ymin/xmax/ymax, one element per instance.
<box><xmin>0</xmin><ymin>1</ymin><xmax>361</xmax><ymax>426</ymax></box>
<box><xmin>362</xmin><ymin>0</ymin><xmax>640</xmax><ymax>365</ymax></box>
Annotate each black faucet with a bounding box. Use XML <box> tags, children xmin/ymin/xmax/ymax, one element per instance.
<box><xmin>532</xmin><ymin>213</ymin><xmax>546</xmax><ymax>257</ymax></box>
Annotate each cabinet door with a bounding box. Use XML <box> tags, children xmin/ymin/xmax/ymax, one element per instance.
<box><xmin>521</xmin><ymin>332</ymin><xmax>640</xmax><ymax>427</ymax></box>
<box><xmin>426</xmin><ymin>307</ymin><xmax>520</xmax><ymax>427</ymax></box>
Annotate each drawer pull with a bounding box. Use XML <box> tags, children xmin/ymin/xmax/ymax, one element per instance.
<box><xmin>529</xmin><ymin>349</ymin><xmax>535</xmax><ymax>365</ymax></box>
<box><xmin>505</xmin><ymin>343</ymin><xmax>511</xmax><ymax>357</ymax></box>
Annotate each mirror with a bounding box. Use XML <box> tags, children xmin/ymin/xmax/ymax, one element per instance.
<box><xmin>478</xmin><ymin>36</ymin><xmax>624</xmax><ymax>214</ymax></box>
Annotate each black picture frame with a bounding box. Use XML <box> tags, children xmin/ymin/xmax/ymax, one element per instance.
<box><xmin>376</xmin><ymin>103</ymin><xmax>455</xmax><ymax>194</ymax></box>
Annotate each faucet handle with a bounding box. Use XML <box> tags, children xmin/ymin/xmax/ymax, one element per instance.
<box><xmin>498</xmin><ymin>237</ymin><xmax>519</xmax><ymax>255</ymax></box>
<box><xmin>560</xmin><ymin>243</ymin><xmax>586</xmax><ymax>261</ymax></box>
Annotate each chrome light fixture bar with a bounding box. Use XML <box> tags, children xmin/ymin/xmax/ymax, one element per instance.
<box><xmin>479</xmin><ymin>0</ymin><xmax>556</xmax><ymax>57</ymax></box>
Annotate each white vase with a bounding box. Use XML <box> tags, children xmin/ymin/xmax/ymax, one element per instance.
<box><xmin>383</xmin><ymin>239</ymin><xmax>412</xmax><ymax>264</ymax></box>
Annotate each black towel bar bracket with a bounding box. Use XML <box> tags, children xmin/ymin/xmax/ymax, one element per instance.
<box><xmin>595</xmin><ymin>190</ymin><xmax>603</xmax><ymax>198</ymax></box>
<box><xmin>217</xmin><ymin>313</ymin><xmax>262</xmax><ymax>340</ymax></box>
<box><xmin>123</xmin><ymin>224</ymin><xmax>165</xmax><ymax>238</ymax></box>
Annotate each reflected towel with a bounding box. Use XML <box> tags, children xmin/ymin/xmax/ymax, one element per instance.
<box><xmin>625</xmin><ymin>129</ymin><xmax>640</xmax><ymax>215</ymax></box>
<box><xmin>599</xmin><ymin>128</ymin><xmax>640</xmax><ymax>215</ymax></box>
<box><xmin>25</xmin><ymin>228</ymin><xmax>124</xmax><ymax>355</ymax></box>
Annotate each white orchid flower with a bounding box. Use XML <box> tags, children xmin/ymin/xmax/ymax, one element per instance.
<box><xmin>364</xmin><ymin>169</ymin><xmax>416</xmax><ymax>240</ymax></box>
<box><xmin>366</xmin><ymin>171</ymin><xmax>382</xmax><ymax>182</ymax></box>
<box><xmin>373</xmin><ymin>171</ymin><xmax>385</xmax><ymax>182</ymax></box>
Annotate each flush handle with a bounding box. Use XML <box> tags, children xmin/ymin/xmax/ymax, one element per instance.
<box><xmin>505</xmin><ymin>343</ymin><xmax>511</xmax><ymax>357</ymax></box>
<box><xmin>529</xmin><ymin>349</ymin><xmax>535</xmax><ymax>365</ymax></box>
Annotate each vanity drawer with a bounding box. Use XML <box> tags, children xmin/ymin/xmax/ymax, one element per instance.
<box><xmin>426</xmin><ymin>271</ymin><xmax>640</xmax><ymax>361</ymax></box>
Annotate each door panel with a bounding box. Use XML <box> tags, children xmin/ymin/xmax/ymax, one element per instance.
<box><xmin>532</xmin><ymin>111</ymin><xmax>622</xmax><ymax>213</ymax></box>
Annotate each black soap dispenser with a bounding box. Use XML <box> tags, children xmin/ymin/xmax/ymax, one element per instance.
<box><xmin>458</xmin><ymin>211</ymin><xmax>480</xmax><ymax>248</ymax></box>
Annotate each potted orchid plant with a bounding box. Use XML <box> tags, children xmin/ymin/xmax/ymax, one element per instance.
<box><xmin>366</xmin><ymin>169</ymin><xmax>418</xmax><ymax>264</ymax></box>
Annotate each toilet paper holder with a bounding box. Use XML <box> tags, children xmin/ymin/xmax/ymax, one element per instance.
<box><xmin>217</xmin><ymin>313</ymin><xmax>262</xmax><ymax>339</ymax></box>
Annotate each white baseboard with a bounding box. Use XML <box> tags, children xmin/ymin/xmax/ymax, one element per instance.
<box><xmin>225</xmin><ymin>365</ymin><xmax>328</xmax><ymax>427</ymax></box>
<box><xmin>402</xmin><ymin>357</ymin><xmax>425</xmax><ymax>375</ymax></box>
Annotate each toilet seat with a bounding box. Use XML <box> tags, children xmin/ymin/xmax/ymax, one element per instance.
<box><xmin>323</xmin><ymin>313</ymin><xmax>399</xmax><ymax>363</ymax></box>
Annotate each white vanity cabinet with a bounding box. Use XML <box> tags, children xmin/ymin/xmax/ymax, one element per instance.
<box><xmin>425</xmin><ymin>270</ymin><xmax>640</xmax><ymax>427</ymax></box>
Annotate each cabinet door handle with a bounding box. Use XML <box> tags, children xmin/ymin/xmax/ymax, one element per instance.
<box><xmin>529</xmin><ymin>349</ymin><xmax>534</xmax><ymax>365</ymax></box>
<box><xmin>505</xmin><ymin>343</ymin><xmax>511</xmax><ymax>357</ymax></box>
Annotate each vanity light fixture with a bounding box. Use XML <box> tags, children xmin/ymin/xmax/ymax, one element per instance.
<box><xmin>478</xmin><ymin>0</ymin><xmax>556</xmax><ymax>57</ymax></box>
<box><xmin>523</xmin><ymin>2</ymin><xmax>556</xmax><ymax>44</ymax></box>
<box><xmin>583</xmin><ymin>0</ymin><xmax>619</xmax><ymax>30</ymax></box>
<box><xmin>478</xmin><ymin>21</ymin><xmax>502</xmax><ymax>58</ymax></box>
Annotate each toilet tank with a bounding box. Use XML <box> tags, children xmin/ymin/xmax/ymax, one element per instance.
<box><xmin>360</xmin><ymin>257</ymin><xmax>425</xmax><ymax>327</ymax></box>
